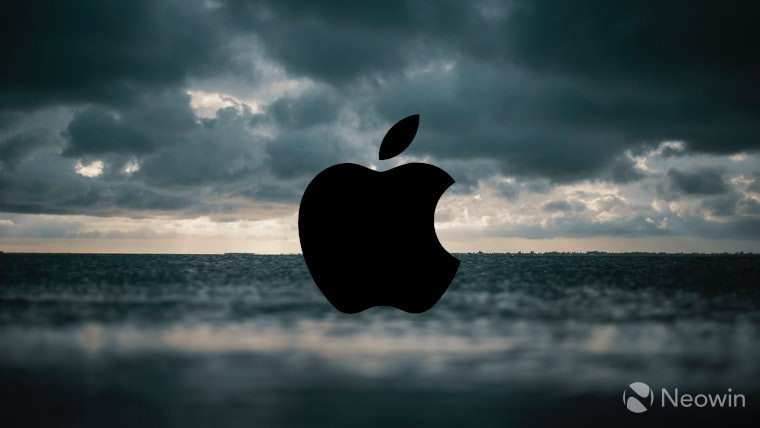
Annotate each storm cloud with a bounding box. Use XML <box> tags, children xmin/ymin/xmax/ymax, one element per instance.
<box><xmin>1</xmin><ymin>0</ymin><xmax>759</xmax><ymax>248</ymax></box>
<box><xmin>667</xmin><ymin>167</ymin><xmax>728</xmax><ymax>197</ymax></box>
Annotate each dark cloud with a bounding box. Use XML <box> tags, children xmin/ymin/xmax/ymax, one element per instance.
<box><xmin>737</xmin><ymin>198</ymin><xmax>760</xmax><ymax>216</ymax></box>
<box><xmin>138</xmin><ymin>105</ymin><xmax>267</xmax><ymax>189</ymax></box>
<box><xmin>667</xmin><ymin>167</ymin><xmax>727</xmax><ymax>196</ymax></box>
<box><xmin>603</xmin><ymin>156</ymin><xmax>646</xmax><ymax>183</ymax></box>
<box><xmin>220</xmin><ymin>0</ymin><xmax>469</xmax><ymax>85</ymax></box>
<box><xmin>268</xmin><ymin>88</ymin><xmax>340</xmax><ymax>130</ymax></box>
<box><xmin>494</xmin><ymin>181</ymin><xmax>520</xmax><ymax>200</ymax></box>
<box><xmin>672</xmin><ymin>217</ymin><xmax>760</xmax><ymax>240</ymax></box>
<box><xmin>265</xmin><ymin>130</ymin><xmax>353</xmax><ymax>179</ymax></box>
<box><xmin>543</xmin><ymin>200</ymin><xmax>573</xmax><ymax>213</ymax></box>
<box><xmin>368</xmin><ymin>65</ymin><xmax>630</xmax><ymax>182</ymax></box>
<box><xmin>436</xmin><ymin>159</ymin><xmax>501</xmax><ymax>194</ymax></box>
<box><xmin>0</xmin><ymin>0</ymin><xmax>233</xmax><ymax>109</ymax></box>
<box><xmin>0</xmin><ymin>0</ymin><xmax>758</xmax><ymax>245</ymax></box>
<box><xmin>700</xmin><ymin>191</ymin><xmax>741</xmax><ymax>217</ymax></box>
<box><xmin>501</xmin><ymin>2</ymin><xmax>760</xmax><ymax>85</ymax></box>
<box><xmin>0</xmin><ymin>214</ymin><xmax>84</xmax><ymax>238</ymax></box>
<box><xmin>5</xmin><ymin>1</ymin><xmax>760</xmax><ymax>180</ymax></box>
<box><xmin>657</xmin><ymin>144</ymin><xmax>687</xmax><ymax>158</ymax></box>
<box><xmin>110</xmin><ymin>184</ymin><xmax>194</xmax><ymax>212</ymax></box>
<box><xmin>63</xmin><ymin>108</ymin><xmax>156</xmax><ymax>156</ymax></box>
<box><xmin>748</xmin><ymin>178</ymin><xmax>760</xmax><ymax>193</ymax></box>
<box><xmin>0</xmin><ymin>82</ymin><xmax>314</xmax><ymax>217</ymax></box>
<box><xmin>0</xmin><ymin>128</ymin><xmax>55</xmax><ymax>169</ymax></box>
<box><xmin>539</xmin><ymin>200</ymin><xmax>585</xmax><ymax>214</ymax></box>
<box><xmin>216</xmin><ymin>0</ymin><xmax>760</xmax><ymax>178</ymax></box>
<box><xmin>0</xmin><ymin>92</ymin><xmax>279</xmax><ymax>216</ymax></box>
<box><xmin>0</xmin><ymin>147</ymin><xmax>195</xmax><ymax>215</ymax></box>
<box><xmin>496</xmin><ymin>1</ymin><xmax>760</xmax><ymax>157</ymax></box>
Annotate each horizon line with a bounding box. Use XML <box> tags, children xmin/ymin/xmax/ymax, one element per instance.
<box><xmin>1</xmin><ymin>250</ymin><xmax>757</xmax><ymax>256</ymax></box>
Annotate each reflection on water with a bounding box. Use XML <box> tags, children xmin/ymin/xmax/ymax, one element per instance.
<box><xmin>1</xmin><ymin>254</ymin><xmax>759</xmax><ymax>427</ymax></box>
<box><xmin>2</xmin><ymin>318</ymin><xmax>759</xmax><ymax>388</ymax></box>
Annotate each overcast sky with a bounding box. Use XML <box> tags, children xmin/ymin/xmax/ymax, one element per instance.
<box><xmin>1</xmin><ymin>0</ymin><xmax>759</xmax><ymax>253</ymax></box>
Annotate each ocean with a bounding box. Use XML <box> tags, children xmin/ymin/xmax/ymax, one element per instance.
<box><xmin>1</xmin><ymin>253</ymin><xmax>759</xmax><ymax>427</ymax></box>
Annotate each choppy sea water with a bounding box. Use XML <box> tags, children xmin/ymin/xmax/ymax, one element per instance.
<box><xmin>1</xmin><ymin>253</ymin><xmax>759</xmax><ymax>427</ymax></box>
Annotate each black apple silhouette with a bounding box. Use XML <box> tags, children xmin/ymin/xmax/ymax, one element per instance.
<box><xmin>298</xmin><ymin>114</ymin><xmax>459</xmax><ymax>313</ymax></box>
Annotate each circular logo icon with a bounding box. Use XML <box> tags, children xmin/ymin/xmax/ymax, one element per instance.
<box><xmin>623</xmin><ymin>382</ymin><xmax>654</xmax><ymax>413</ymax></box>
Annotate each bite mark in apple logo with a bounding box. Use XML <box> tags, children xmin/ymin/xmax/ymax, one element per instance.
<box><xmin>298</xmin><ymin>114</ymin><xmax>460</xmax><ymax>313</ymax></box>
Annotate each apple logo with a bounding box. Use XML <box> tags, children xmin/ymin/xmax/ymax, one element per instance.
<box><xmin>298</xmin><ymin>114</ymin><xmax>460</xmax><ymax>313</ymax></box>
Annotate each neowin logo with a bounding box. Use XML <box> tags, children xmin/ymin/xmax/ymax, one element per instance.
<box><xmin>624</xmin><ymin>382</ymin><xmax>654</xmax><ymax>413</ymax></box>
<box><xmin>623</xmin><ymin>382</ymin><xmax>747</xmax><ymax>413</ymax></box>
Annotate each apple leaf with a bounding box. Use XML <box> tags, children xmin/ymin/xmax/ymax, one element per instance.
<box><xmin>379</xmin><ymin>114</ymin><xmax>419</xmax><ymax>160</ymax></box>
